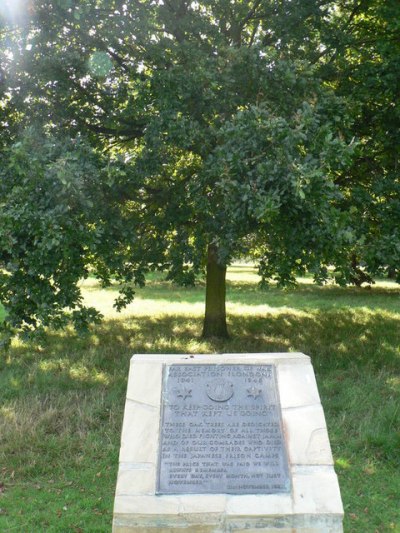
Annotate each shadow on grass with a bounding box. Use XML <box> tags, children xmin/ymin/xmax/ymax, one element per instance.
<box><xmin>2</xmin><ymin>305</ymin><xmax>399</xmax><ymax>398</ymax></box>
<box><xmin>228</xmin><ymin>283</ymin><xmax>400</xmax><ymax>310</ymax></box>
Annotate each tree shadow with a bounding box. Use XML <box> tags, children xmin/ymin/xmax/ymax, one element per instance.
<box><xmin>2</xmin><ymin>304</ymin><xmax>398</xmax><ymax>399</ymax></box>
<box><xmin>230</xmin><ymin>309</ymin><xmax>400</xmax><ymax>369</ymax></box>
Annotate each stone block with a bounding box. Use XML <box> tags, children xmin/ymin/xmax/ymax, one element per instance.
<box><xmin>126</xmin><ymin>361</ymin><xmax>163</xmax><ymax>408</ymax></box>
<box><xmin>283</xmin><ymin>405</ymin><xmax>333</xmax><ymax>465</ymax></box>
<box><xmin>119</xmin><ymin>401</ymin><xmax>159</xmax><ymax>464</ymax></box>
<box><xmin>225</xmin><ymin>493</ymin><xmax>292</xmax><ymax>516</ymax></box>
<box><xmin>292</xmin><ymin>467</ymin><xmax>344</xmax><ymax>516</ymax></box>
<box><xmin>115</xmin><ymin>463</ymin><xmax>156</xmax><ymax>496</ymax></box>
<box><xmin>277</xmin><ymin>362</ymin><xmax>320</xmax><ymax>408</ymax></box>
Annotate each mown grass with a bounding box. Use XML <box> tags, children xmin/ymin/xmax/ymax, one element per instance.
<box><xmin>0</xmin><ymin>265</ymin><xmax>399</xmax><ymax>532</ymax></box>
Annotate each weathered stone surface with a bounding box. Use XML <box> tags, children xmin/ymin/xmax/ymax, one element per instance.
<box><xmin>234</xmin><ymin>529</ymin><xmax>338</xmax><ymax>533</ymax></box>
<box><xmin>126</xmin><ymin>361</ymin><xmax>163</xmax><ymax>408</ymax></box>
<box><xmin>119</xmin><ymin>401</ymin><xmax>159</xmax><ymax>464</ymax></box>
<box><xmin>277</xmin><ymin>362</ymin><xmax>320</xmax><ymax>408</ymax></box>
<box><xmin>225</xmin><ymin>493</ymin><xmax>292</xmax><ymax>515</ymax></box>
<box><xmin>115</xmin><ymin>463</ymin><xmax>156</xmax><ymax>496</ymax></box>
<box><xmin>113</xmin><ymin>524</ymin><xmax>221</xmax><ymax>533</ymax></box>
<box><xmin>282</xmin><ymin>405</ymin><xmax>333</xmax><ymax>465</ymax></box>
<box><xmin>292</xmin><ymin>467</ymin><xmax>344</xmax><ymax>515</ymax></box>
<box><xmin>114</xmin><ymin>495</ymin><xmax>181</xmax><ymax>515</ymax></box>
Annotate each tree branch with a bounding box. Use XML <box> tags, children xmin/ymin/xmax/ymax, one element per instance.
<box><xmin>240</xmin><ymin>0</ymin><xmax>263</xmax><ymax>29</ymax></box>
<box><xmin>84</xmin><ymin>121</ymin><xmax>146</xmax><ymax>139</ymax></box>
<box><xmin>248</xmin><ymin>20</ymin><xmax>260</xmax><ymax>47</ymax></box>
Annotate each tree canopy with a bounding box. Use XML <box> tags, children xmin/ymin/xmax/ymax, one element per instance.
<box><xmin>0</xmin><ymin>0</ymin><xmax>398</xmax><ymax>342</ymax></box>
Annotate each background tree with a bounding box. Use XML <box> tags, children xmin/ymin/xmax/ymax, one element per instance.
<box><xmin>2</xmin><ymin>0</ymin><xmax>396</xmax><ymax>342</ymax></box>
<box><xmin>313</xmin><ymin>0</ymin><xmax>400</xmax><ymax>284</ymax></box>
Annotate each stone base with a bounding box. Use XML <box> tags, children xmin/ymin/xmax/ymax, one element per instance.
<box><xmin>113</xmin><ymin>353</ymin><xmax>343</xmax><ymax>533</ymax></box>
<box><xmin>113</xmin><ymin>512</ymin><xmax>342</xmax><ymax>532</ymax></box>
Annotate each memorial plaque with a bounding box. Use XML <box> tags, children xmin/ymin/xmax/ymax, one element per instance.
<box><xmin>157</xmin><ymin>364</ymin><xmax>290</xmax><ymax>495</ymax></box>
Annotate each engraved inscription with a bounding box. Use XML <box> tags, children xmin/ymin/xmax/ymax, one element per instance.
<box><xmin>157</xmin><ymin>364</ymin><xmax>290</xmax><ymax>494</ymax></box>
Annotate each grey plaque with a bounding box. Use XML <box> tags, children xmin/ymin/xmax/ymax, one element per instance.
<box><xmin>157</xmin><ymin>364</ymin><xmax>290</xmax><ymax>495</ymax></box>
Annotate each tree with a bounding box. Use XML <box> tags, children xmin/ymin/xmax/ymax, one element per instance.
<box><xmin>343</xmin><ymin>0</ymin><xmax>400</xmax><ymax>283</ymax></box>
<box><xmin>1</xmin><ymin>1</ymin><xmax>359</xmax><ymax>342</ymax></box>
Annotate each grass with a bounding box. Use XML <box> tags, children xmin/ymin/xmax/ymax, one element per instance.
<box><xmin>0</xmin><ymin>265</ymin><xmax>399</xmax><ymax>532</ymax></box>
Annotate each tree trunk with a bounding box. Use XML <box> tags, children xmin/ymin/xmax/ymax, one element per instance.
<box><xmin>202</xmin><ymin>244</ymin><xmax>229</xmax><ymax>339</ymax></box>
<box><xmin>387</xmin><ymin>266</ymin><xmax>397</xmax><ymax>280</ymax></box>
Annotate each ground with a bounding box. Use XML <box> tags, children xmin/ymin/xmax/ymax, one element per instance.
<box><xmin>0</xmin><ymin>265</ymin><xmax>399</xmax><ymax>532</ymax></box>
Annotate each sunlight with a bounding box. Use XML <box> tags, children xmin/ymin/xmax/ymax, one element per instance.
<box><xmin>0</xmin><ymin>0</ymin><xmax>28</xmax><ymax>23</ymax></box>
<box><xmin>0</xmin><ymin>406</ymin><xmax>16</xmax><ymax>422</ymax></box>
<box><xmin>69</xmin><ymin>364</ymin><xmax>110</xmax><ymax>385</ymax></box>
<box><xmin>335</xmin><ymin>457</ymin><xmax>351</xmax><ymax>470</ymax></box>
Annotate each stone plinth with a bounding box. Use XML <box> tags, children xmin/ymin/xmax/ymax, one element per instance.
<box><xmin>112</xmin><ymin>353</ymin><xmax>343</xmax><ymax>532</ymax></box>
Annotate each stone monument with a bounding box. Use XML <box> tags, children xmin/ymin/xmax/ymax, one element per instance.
<box><xmin>112</xmin><ymin>353</ymin><xmax>344</xmax><ymax>532</ymax></box>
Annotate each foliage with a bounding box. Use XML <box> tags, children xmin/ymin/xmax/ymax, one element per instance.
<box><xmin>316</xmin><ymin>0</ymin><xmax>400</xmax><ymax>282</ymax></box>
<box><xmin>0</xmin><ymin>129</ymin><xmax>148</xmax><ymax>343</ymax></box>
<box><xmin>0</xmin><ymin>131</ymin><xmax>100</xmax><ymax>340</ymax></box>
<box><xmin>0</xmin><ymin>0</ymin><xmax>360</xmax><ymax>338</ymax></box>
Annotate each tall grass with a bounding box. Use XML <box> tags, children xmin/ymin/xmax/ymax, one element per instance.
<box><xmin>0</xmin><ymin>265</ymin><xmax>399</xmax><ymax>532</ymax></box>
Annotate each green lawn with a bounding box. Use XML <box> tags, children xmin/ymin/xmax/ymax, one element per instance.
<box><xmin>0</xmin><ymin>265</ymin><xmax>399</xmax><ymax>532</ymax></box>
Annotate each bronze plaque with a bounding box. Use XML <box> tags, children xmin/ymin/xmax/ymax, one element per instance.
<box><xmin>156</xmin><ymin>364</ymin><xmax>290</xmax><ymax>494</ymax></box>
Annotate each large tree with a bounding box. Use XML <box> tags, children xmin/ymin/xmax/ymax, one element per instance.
<box><xmin>0</xmin><ymin>1</ymin><xmax>367</xmax><ymax>341</ymax></box>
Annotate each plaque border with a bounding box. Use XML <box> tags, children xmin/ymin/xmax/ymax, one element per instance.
<box><xmin>156</xmin><ymin>363</ymin><xmax>291</xmax><ymax>495</ymax></box>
